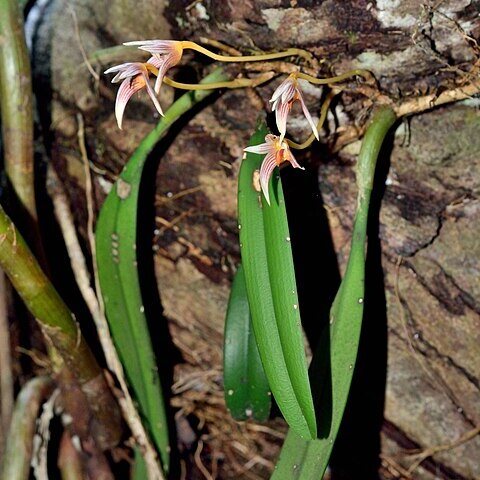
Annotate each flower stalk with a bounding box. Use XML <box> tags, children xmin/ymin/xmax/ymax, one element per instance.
<box><xmin>179</xmin><ymin>40</ymin><xmax>313</xmax><ymax>63</ymax></box>
<box><xmin>104</xmin><ymin>39</ymin><xmax>374</xmax><ymax>196</ymax></box>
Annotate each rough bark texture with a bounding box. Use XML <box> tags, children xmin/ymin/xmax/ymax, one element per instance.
<box><xmin>31</xmin><ymin>0</ymin><xmax>479</xmax><ymax>478</ymax></box>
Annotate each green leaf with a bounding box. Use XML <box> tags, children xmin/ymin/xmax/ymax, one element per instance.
<box><xmin>238</xmin><ymin>122</ymin><xmax>315</xmax><ymax>439</ymax></box>
<box><xmin>263</xmin><ymin>173</ymin><xmax>316</xmax><ymax>438</ymax></box>
<box><xmin>224</xmin><ymin>264</ymin><xmax>271</xmax><ymax>421</ymax></box>
<box><xmin>95</xmin><ymin>68</ymin><xmax>229</xmax><ymax>473</ymax></box>
<box><xmin>272</xmin><ymin>107</ymin><xmax>396</xmax><ymax>479</ymax></box>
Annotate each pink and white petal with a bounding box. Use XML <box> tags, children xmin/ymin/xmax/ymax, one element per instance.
<box><xmin>264</xmin><ymin>134</ymin><xmax>277</xmax><ymax>144</ymax></box>
<box><xmin>105</xmin><ymin>63</ymin><xmax>138</xmax><ymax>82</ymax></box>
<box><xmin>123</xmin><ymin>40</ymin><xmax>180</xmax><ymax>54</ymax></box>
<box><xmin>259</xmin><ymin>152</ymin><xmax>278</xmax><ymax>206</ymax></box>
<box><xmin>147</xmin><ymin>55</ymin><xmax>162</xmax><ymax>69</ymax></box>
<box><xmin>285</xmin><ymin>148</ymin><xmax>304</xmax><ymax>170</ymax></box>
<box><xmin>104</xmin><ymin>62</ymin><xmax>133</xmax><ymax>75</ymax></box>
<box><xmin>275</xmin><ymin>101</ymin><xmax>291</xmax><ymax>141</ymax></box>
<box><xmin>114</xmin><ymin>76</ymin><xmax>144</xmax><ymax>129</ymax></box>
<box><xmin>297</xmin><ymin>91</ymin><xmax>319</xmax><ymax>140</ymax></box>
<box><xmin>281</xmin><ymin>82</ymin><xmax>296</xmax><ymax>104</ymax></box>
<box><xmin>244</xmin><ymin>142</ymin><xmax>271</xmax><ymax>154</ymax></box>
<box><xmin>143</xmin><ymin>74</ymin><xmax>164</xmax><ymax>117</ymax></box>
<box><xmin>269</xmin><ymin>79</ymin><xmax>287</xmax><ymax>103</ymax></box>
<box><xmin>153</xmin><ymin>70</ymin><xmax>166</xmax><ymax>95</ymax></box>
<box><xmin>270</xmin><ymin>96</ymin><xmax>280</xmax><ymax>112</ymax></box>
<box><xmin>153</xmin><ymin>52</ymin><xmax>182</xmax><ymax>94</ymax></box>
<box><xmin>270</xmin><ymin>77</ymin><xmax>295</xmax><ymax>104</ymax></box>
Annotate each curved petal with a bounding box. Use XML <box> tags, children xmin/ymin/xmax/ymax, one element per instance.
<box><xmin>285</xmin><ymin>148</ymin><xmax>304</xmax><ymax>170</ymax></box>
<box><xmin>259</xmin><ymin>152</ymin><xmax>277</xmax><ymax>206</ymax></box>
<box><xmin>244</xmin><ymin>142</ymin><xmax>271</xmax><ymax>154</ymax></box>
<box><xmin>105</xmin><ymin>62</ymin><xmax>144</xmax><ymax>83</ymax></box>
<box><xmin>147</xmin><ymin>56</ymin><xmax>162</xmax><ymax>69</ymax></box>
<box><xmin>153</xmin><ymin>49</ymin><xmax>183</xmax><ymax>94</ymax></box>
<box><xmin>297</xmin><ymin>90</ymin><xmax>319</xmax><ymax>140</ymax></box>
<box><xmin>270</xmin><ymin>76</ymin><xmax>296</xmax><ymax>104</ymax></box>
<box><xmin>143</xmin><ymin>73</ymin><xmax>164</xmax><ymax>117</ymax></box>
<box><xmin>123</xmin><ymin>39</ymin><xmax>181</xmax><ymax>54</ymax></box>
<box><xmin>270</xmin><ymin>96</ymin><xmax>280</xmax><ymax>112</ymax></box>
<box><xmin>281</xmin><ymin>81</ymin><xmax>296</xmax><ymax>104</ymax></box>
<box><xmin>275</xmin><ymin>101</ymin><xmax>291</xmax><ymax>141</ymax></box>
<box><xmin>115</xmin><ymin>75</ymin><xmax>145</xmax><ymax>129</ymax></box>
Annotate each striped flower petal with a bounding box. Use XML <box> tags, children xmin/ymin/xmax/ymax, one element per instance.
<box><xmin>269</xmin><ymin>73</ymin><xmax>319</xmax><ymax>141</ymax></box>
<box><xmin>125</xmin><ymin>40</ymin><xmax>183</xmax><ymax>94</ymax></box>
<box><xmin>244</xmin><ymin>134</ymin><xmax>304</xmax><ymax>205</ymax></box>
<box><xmin>105</xmin><ymin>62</ymin><xmax>162</xmax><ymax>129</ymax></box>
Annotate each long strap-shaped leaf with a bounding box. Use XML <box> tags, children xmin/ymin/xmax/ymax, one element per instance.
<box><xmin>95</xmin><ymin>68</ymin><xmax>228</xmax><ymax>472</ymax></box>
<box><xmin>224</xmin><ymin>264</ymin><xmax>271</xmax><ymax>421</ymax></box>
<box><xmin>263</xmin><ymin>171</ymin><xmax>316</xmax><ymax>437</ymax></box>
<box><xmin>272</xmin><ymin>107</ymin><xmax>396</xmax><ymax>479</ymax></box>
<box><xmin>238</xmin><ymin>123</ymin><xmax>316</xmax><ymax>439</ymax></box>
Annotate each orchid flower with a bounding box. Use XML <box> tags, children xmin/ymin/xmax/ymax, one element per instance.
<box><xmin>244</xmin><ymin>134</ymin><xmax>304</xmax><ymax>205</ymax></box>
<box><xmin>124</xmin><ymin>40</ymin><xmax>183</xmax><ymax>95</ymax></box>
<box><xmin>104</xmin><ymin>62</ymin><xmax>162</xmax><ymax>129</ymax></box>
<box><xmin>270</xmin><ymin>73</ymin><xmax>319</xmax><ymax>142</ymax></box>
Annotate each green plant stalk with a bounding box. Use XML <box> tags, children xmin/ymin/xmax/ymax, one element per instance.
<box><xmin>238</xmin><ymin>123</ymin><xmax>314</xmax><ymax>439</ymax></box>
<box><xmin>96</xmin><ymin>67</ymin><xmax>229</xmax><ymax>473</ymax></box>
<box><xmin>0</xmin><ymin>0</ymin><xmax>37</xmax><ymax>224</ymax></box>
<box><xmin>0</xmin><ymin>376</ymin><xmax>54</xmax><ymax>479</ymax></box>
<box><xmin>263</xmin><ymin>174</ymin><xmax>316</xmax><ymax>438</ymax></box>
<box><xmin>0</xmin><ymin>203</ymin><xmax>122</xmax><ymax>449</ymax></box>
<box><xmin>224</xmin><ymin>264</ymin><xmax>271</xmax><ymax>421</ymax></box>
<box><xmin>272</xmin><ymin>106</ymin><xmax>396</xmax><ymax>479</ymax></box>
<box><xmin>0</xmin><ymin>204</ymin><xmax>100</xmax><ymax>383</ymax></box>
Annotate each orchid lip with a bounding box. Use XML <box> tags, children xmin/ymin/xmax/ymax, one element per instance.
<box><xmin>244</xmin><ymin>134</ymin><xmax>304</xmax><ymax>205</ymax></box>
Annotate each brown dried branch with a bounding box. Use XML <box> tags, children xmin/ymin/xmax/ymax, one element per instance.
<box><xmin>0</xmin><ymin>377</ymin><xmax>54</xmax><ymax>479</ymax></box>
<box><xmin>405</xmin><ymin>425</ymin><xmax>480</xmax><ymax>475</ymax></box>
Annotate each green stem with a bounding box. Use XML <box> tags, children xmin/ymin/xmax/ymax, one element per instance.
<box><xmin>0</xmin><ymin>204</ymin><xmax>99</xmax><ymax>384</ymax></box>
<box><xmin>272</xmin><ymin>106</ymin><xmax>396</xmax><ymax>479</ymax></box>
<box><xmin>0</xmin><ymin>203</ymin><xmax>122</xmax><ymax>449</ymax></box>
<box><xmin>0</xmin><ymin>0</ymin><xmax>37</xmax><ymax>224</ymax></box>
<box><xmin>356</xmin><ymin>106</ymin><xmax>397</xmax><ymax>207</ymax></box>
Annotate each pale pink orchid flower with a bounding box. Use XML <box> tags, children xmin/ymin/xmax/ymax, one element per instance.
<box><xmin>270</xmin><ymin>73</ymin><xmax>319</xmax><ymax>142</ymax></box>
<box><xmin>123</xmin><ymin>40</ymin><xmax>183</xmax><ymax>94</ymax></box>
<box><xmin>104</xmin><ymin>62</ymin><xmax>162</xmax><ymax>129</ymax></box>
<box><xmin>244</xmin><ymin>134</ymin><xmax>304</xmax><ymax>205</ymax></box>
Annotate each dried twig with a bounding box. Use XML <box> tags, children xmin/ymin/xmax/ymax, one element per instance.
<box><xmin>0</xmin><ymin>377</ymin><xmax>54</xmax><ymax>479</ymax></box>
<box><xmin>394</xmin><ymin>81</ymin><xmax>480</xmax><ymax>118</ymax></box>
<box><xmin>194</xmin><ymin>439</ymin><xmax>214</xmax><ymax>480</ymax></box>
<box><xmin>46</xmin><ymin>114</ymin><xmax>165</xmax><ymax>480</ymax></box>
<box><xmin>68</xmin><ymin>4</ymin><xmax>99</xmax><ymax>82</ymax></box>
<box><xmin>405</xmin><ymin>425</ymin><xmax>480</xmax><ymax>474</ymax></box>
